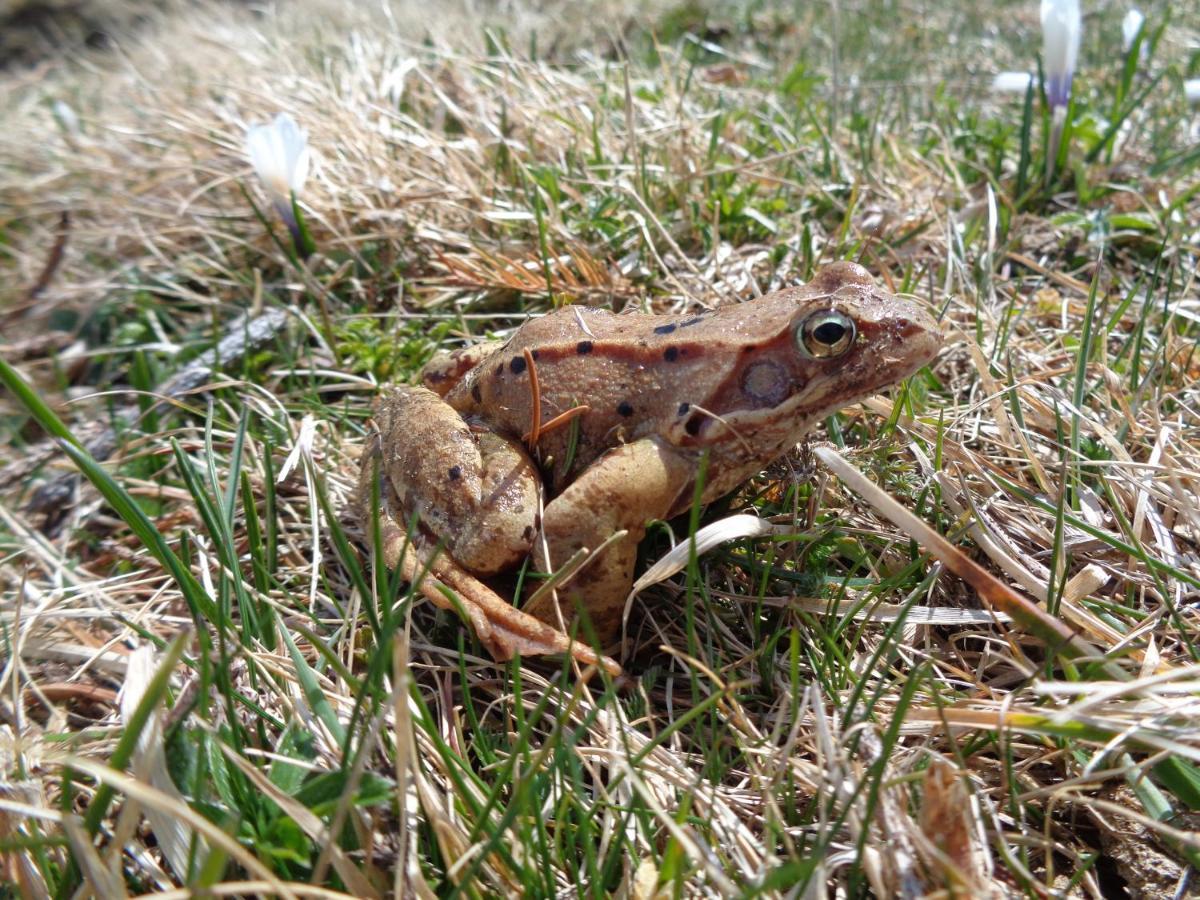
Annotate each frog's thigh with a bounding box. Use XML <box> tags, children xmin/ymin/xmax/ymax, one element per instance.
<box><xmin>376</xmin><ymin>385</ymin><xmax>540</xmax><ymax>575</ymax></box>
<box><xmin>530</xmin><ymin>438</ymin><xmax>693</xmax><ymax>641</ymax></box>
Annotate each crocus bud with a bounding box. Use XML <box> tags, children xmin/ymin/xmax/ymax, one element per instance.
<box><xmin>1041</xmin><ymin>0</ymin><xmax>1081</xmax><ymax>110</ymax></box>
<box><xmin>993</xmin><ymin>71</ymin><xmax>1034</xmax><ymax>93</ymax></box>
<box><xmin>1122</xmin><ymin>9</ymin><xmax>1144</xmax><ymax>53</ymax></box>
<box><xmin>245</xmin><ymin>113</ymin><xmax>310</xmax><ymax>226</ymax></box>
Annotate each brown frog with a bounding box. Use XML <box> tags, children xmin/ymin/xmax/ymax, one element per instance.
<box><xmin>356</xmin><ymin>262</ymin><xmax>940</xmax><ymax>672</ymax></box>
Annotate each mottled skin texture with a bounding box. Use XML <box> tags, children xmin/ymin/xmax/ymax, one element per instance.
<box><xmin>357</xmin><ymin>262</ymin><xmax>941</xmax><ymax>668</ymax></box>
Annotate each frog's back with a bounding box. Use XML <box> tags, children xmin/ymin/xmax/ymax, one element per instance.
<box><xmin>444</xmin><ymin>304</ymin><xmax>748</xmax><ymax>488</ymax></box>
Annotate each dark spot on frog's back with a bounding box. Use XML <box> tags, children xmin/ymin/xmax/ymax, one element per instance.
<box><xmin>447</xmin><ymin>465</ymin><xmax>462</xmax><ymax>481</ymax></box>
<box><xmin>677</xmin><ymin>402</ymin><xmax>690</xmax><ymax>416</ymax></box>
<box><xmin>471</xmin><ymin>383</ymin><xmax>482</xmax><ymax>403</ymax></box>
<box><xmin>653</xmin><ymin>322</ymin><xmax>677</xmax><ymax>335</ymax></box>
<box><xmin>663</xmin><ymin>347</ymin><xmax>679</xmax><ymax>362</ymax></box>
<box><xmin>576</xmin><ymin>340</ymin><xmax>593</xmax><ymax>354</ymax></box>
<box><xmin>617</xmin><ymin>401</ymin><xmax>634</xmax><ymax>417</ymax></box>
<box><xmin>509</xmin><ymin>356</ymin><xmax>527</xmax><ymax>375</ymax></box>
<box><xmin>680</xmin><ymin>315</ymin><xmax>705</xmax><ymax>328</ymax></box>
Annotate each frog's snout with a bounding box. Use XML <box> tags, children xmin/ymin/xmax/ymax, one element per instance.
<box><xmin>893</xmin><ymin>304</ymin><xmax>940</xmax><ymax>343</ymax></box>
<box><xmin>886</xmin><ymin>302</ymin><xmax>942</xmax><ymax>369</ymax></box>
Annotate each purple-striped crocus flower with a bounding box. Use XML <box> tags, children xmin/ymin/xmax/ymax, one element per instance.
<box><xmin>1041</xmin><ymin>0</ymin><xmax>1081</xmax><ymax>111</ymax></box>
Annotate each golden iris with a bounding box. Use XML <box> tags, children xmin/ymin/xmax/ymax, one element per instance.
<box><xmin>797</xmin><ymin>310</ymin><xmax>855</xmax><ymax>358</ymax></box>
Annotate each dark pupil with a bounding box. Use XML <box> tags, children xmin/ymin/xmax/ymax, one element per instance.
<box><xmin>812</xmin><ymin>320</ymin><xmax>845</xmax><ymax>345</ymax></box>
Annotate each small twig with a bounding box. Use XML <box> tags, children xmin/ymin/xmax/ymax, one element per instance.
<box><xmin>523</xmin><ymin>406</ymin><xmax>589</xmax><ymax>446</ymax></box>
<box><xmin>26</xmin><ymin>211</ymin><xmax>70</xmax><ymax>302</ymax></box>
<box><xmin>524</xmin><ymin>348</ymin><xmax>542</xmax><ymax>448</ymax></box>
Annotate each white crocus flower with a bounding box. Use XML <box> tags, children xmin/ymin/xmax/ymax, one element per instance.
<box><xmin>245</xmin><ymin>112</ymin><xmax>310</xmax><ymax>224</ymax></box>
<box><xmin>993</xmin><ymin>71</ymin><xmax>1034</xmax><ymax>93</ymax></box>
<box><xmin>1186</xmin><ymin>80</ymin><xmax>1200</xmax><ymax>105</ymax></box>
<box><xmin>1041</xmin><ymin>0</ymin><xmax>1081</xmax><ymax>111</ymax></box>
<box><xmin>1122</xmin><ymin>9</ymin><xmax>1145</xmax><ymax>53</ymax></box>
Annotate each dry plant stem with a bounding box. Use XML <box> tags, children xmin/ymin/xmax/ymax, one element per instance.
<box><xmin>64</xmin><ymin>756</ymin><xmax>304</xmax><ymax>900</ymax></box>
<box><xmin>524</xmin><ymin>405</ymin><xmax>589</xmax><ymax>443</ymax></box>
<box><xmin>520</xmin><ymin>347</ymin><xmax>590</xmax><ymax>445</ymax></box>
<box><xmin>814</xmin><ymin>446</ymin><xmax>1127</xmax><ymax>680</ymax></box>
<box><xmin>523</xmin><ymin>347</ymin><xmax>542</xmax><ymax>448</ymax></box>
<box><xmin>213</xmin><ymin>734</ymin><xmax>380</xmax><ymax>897</ymax></box>
<box><xmin>24</xmin><ymin>211</ymin><xmax>70</xmax><ymax>304</ymax></box>
<box><xmin>18</xmin><ymin>307</ymin><xmax>290</xmax><ymax>525</ymax></box>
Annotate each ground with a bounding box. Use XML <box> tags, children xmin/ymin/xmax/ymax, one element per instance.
<box><xmin>2</xmin><ymin>0</ymin><xmax>1200</xmax><ymax>896</ymax></box>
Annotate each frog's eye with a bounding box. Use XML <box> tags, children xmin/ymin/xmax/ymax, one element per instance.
<box><xmin>797</xmin><ymin>310</ymin><xmax>856</xmax><ymax>358</ymax></box>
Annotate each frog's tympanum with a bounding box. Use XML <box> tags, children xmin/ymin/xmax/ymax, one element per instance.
<box><xmin>356</xmin><ymin>262</ymin><xmax>941</xmax><ymax>672</ymax></box>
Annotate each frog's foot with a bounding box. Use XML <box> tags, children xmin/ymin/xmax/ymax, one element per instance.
<box><xmin>524</xmin><ymin>537</ymin><xmax>639</xmax><ymax>648</ymax></box>
<box><xmin>384</xmin><ymin>526</ymin><xmax>620</xmax><ymax>675</ymax></box>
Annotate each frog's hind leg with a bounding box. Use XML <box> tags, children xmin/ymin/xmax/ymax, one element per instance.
<box><xmin>356</xmin><ymin>385</ymin><xmax>618</xmax><ymax>673</ymax></box>
<box><xmin>370</xmin><ymin>385</ymin><xmax>541</xmax><ymax>574</ymax></box>
<box><xmin>525</xmin><ymin>437</ymin><xmax>694</xmax><ymax>644</ymax></box>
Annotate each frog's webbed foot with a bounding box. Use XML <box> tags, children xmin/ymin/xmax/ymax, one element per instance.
<box><xmin>417</xmin><ymin>548</ymin><xmax>620</xmax><ymax>674</ymax></box>
<box><xmin>374</xmin><ymin>518</ymin><xmax>620</xmax><ymax>675</ymax></box>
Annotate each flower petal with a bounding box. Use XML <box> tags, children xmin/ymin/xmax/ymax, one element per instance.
<box><xmin>992</xmin><ymin>71</ymin><xmax>1033</xmax><ymax>93</ymax></box>
<box><xmin>1122</xmin><ymin>9</ymin><xmax>1145</xmax><ymax>53</ymax></box>
<box><xmin>245</xmin><ymin>112</ymin><xmax>309</xmax><ymax>206</ymax></box>
<box><xmin>1040</xmin><ymin>0</ymin><xmax>1081</xmax><ymax>108</ymax></box>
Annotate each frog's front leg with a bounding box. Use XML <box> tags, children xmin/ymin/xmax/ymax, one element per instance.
<box><xmin>524</xmin><ymin>438</ymin><xmax>696</xmax><ymax>643</ymax></box>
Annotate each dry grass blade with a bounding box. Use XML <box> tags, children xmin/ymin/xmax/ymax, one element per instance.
<box><xmin>917</xmin><ymin>757</ymin><xmax>997</xmax><ymax>896</ymax></box>
<box><xmin>814</xmin><ymin>445</ymin><xmax>1128</xmax><ymax>678</ymax></box>
<box><xmin>629</xmin><ymin>513</ymin><xmax>788</xmax><ymax>596</ymax></box>
<box><xmin>63</xmin><ymin>757</ymin><xmax>304</xmax><ymax>900</ymax></box>
<box><xmin>133</xmin><ymin>886</ymin><xmax>362</xmax><ymax>900</ymax></box>
<box><xmin>118</xmin><ymin>646</ymin><xmax>211</xmax><ymax>882</ymax></box>
<box><xmin>62</xmin><ymin>814</ymin><xmax>128</xmax><ymax>900</ymax></box>
<box><xmin>435</xmin><ymin>243</ymin><xmax>627</xmax><ymax>299</ymax></box>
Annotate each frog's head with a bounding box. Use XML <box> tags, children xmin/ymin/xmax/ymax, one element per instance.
<box><xmin>674</xmin><ymin>261</ymin><xmax>942</xmax><ymax>452</ymax></box>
